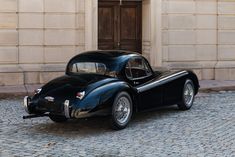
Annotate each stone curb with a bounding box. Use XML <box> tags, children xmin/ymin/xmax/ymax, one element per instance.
<box><xmin>0</xmin><ymin>91</ymin><xmax>33</xmax><ymax>99</ymax></box>
<box><xmin>199</xmin><ymin>86</ymin><xmax>235</xmax><ymax>93</ymax></box>
<box><xmin>0</xmin><ymin>92</ymin><xmax>33</xmax><ymax>99</ymax></box>
<box><xmin>0</xmin><ymin>84</ymin><xmax>42</xmax><ymax>99</ymax></box>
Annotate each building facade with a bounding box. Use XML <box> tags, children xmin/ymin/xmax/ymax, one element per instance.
<box><xmin>0</xmin><ymin>0</ymin><xmax>234</xmax><ymax>85</ymax></box>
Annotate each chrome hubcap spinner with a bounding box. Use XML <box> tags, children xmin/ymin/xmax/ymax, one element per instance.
<box><xmin>114</xmin><ymin>97</ymin><xmax>131</xmax><ymax>124</ymax></box>
<box><xmin>184</xmin><ymin>83</ymin><xmax>194</xmax><ymax>106</ymax></box>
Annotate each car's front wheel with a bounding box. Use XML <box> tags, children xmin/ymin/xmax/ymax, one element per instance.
<box><xmin>178</xmin><ymin>79</ymin><xmax>195</xmax><ymax>110</ymax></box>
<box><xmin>110</xmin><ymin>92</ymin><xmax>133</xmax><ymax>130</ymax></box>
<box><xmin>49</xmin><ymin>114</ymin><xmax>68</xmax><ymax>123</ymax></box>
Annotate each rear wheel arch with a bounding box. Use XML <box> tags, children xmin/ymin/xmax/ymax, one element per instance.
<box><xmin>96</xmin><ymin>82</ymin><xmax>135</xmax><ymax>108</ymax></box>
<box><xmin>186</xmin><ymin>73</ymin><xmax>199</xmax><ymax>94</ymax></box>
<box><xmin>121</xmin><ymin>88</ymin><xmax>137</xmax><ymax>112</ymax></box>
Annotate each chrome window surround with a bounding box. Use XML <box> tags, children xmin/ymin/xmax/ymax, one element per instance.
<box><xmin>125</xmin><ymin>57</ymin><xmax>153</xmax><ymax>81</ymax></box>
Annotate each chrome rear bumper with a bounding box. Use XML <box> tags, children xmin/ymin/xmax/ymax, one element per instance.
<box><xmin>23</xmin><ymin>96</ymin><xmax>71</xmax><ymax>119</ymax></box>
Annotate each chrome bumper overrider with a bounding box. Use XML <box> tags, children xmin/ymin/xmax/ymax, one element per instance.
<box><xmin>64</xmin><ymin>100</ymin><xmax>70</xmax><ymax>118</ymax></box>
<box><xmin>23</xmin><ymin>96</ymin><xmax>31</xmax><ymax>114</ymax></box>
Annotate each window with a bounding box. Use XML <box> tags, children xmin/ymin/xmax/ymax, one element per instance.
<box><xmin>70</xmin><ymin>62</ymin><xmax>106</xmax><ymax>75</ymax></box>
<box><xmin>143</xmin><ymin>60</ymin><xmax>152</xmax><ymax>76</ymax></box>
<box><xmin>125</xmin><ymin>62</ymin><xmax>132</xmax><ymax>78</ymax></box>
<box><xmin>125</xmin><ymin>58</ymin><xmax>152</xmax><ymax>80</ymax></box>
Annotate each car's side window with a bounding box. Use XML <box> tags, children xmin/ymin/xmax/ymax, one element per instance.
<box><xmin>125</xmin><ymin>57</ymin><xmax>153</xmax><ymax>80</ymax></box>
<box><xmin>143</xmin><ymin>60</ymin><xmax>152</xmax><ymax>77</ymax></box>
<box><xmin>125</xmin><ymin>62</ymin><xmax>132</xmax><ymax>79</ymax></box>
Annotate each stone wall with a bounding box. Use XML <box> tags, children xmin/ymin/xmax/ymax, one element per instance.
<box><xmin>216</xmin><ymin>0</ymin><xmax>235</xmax><ymax>80</ymax></box>
<box><xmin>142</xmin><ymin>0</ymin><xmax>151</xmax><ymax>61</ymax></box>
<box><xmin>1</xmin><ymin>0</ymin><xmax>235</xmax><ymax>85</ymax></box>
<box><xmin>0</xmin><ymin>0</ymin><xmax>85</xmax><ymax>85</ymax></box>
<box><xmin>162</xmin><ymin>0</ymin><xmax>235</xmax><ymax>80</ymax></box>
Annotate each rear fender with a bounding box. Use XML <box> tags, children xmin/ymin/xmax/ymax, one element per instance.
<box><xmin>73</xmin><ymin>81</ymin><xmax>136</xmax><ymax>111</ymax></box>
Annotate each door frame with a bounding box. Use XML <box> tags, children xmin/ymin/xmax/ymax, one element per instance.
<box><xmin>98</xmin><ymin>0</ymin><xmax>142</xmax><ymax>53</ymax></box>
<box><xmin>85</xmin><ymin>0</ymin><xmax>162</xmax><ymax>67</ymax></box>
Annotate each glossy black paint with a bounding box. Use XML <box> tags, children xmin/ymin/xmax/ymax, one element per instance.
<box><xmin>27</xmin><ymin>50</ymin><xmax>199</xmax><ymax>118</ymax></box>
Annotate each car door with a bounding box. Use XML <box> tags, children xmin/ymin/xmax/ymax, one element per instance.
<box><xmin>125</xmin><ymin>57</ymin><xmax>163</xmax><ymax>111</ymax></box>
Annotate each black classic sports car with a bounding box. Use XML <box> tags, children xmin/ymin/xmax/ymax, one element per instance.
<box><xmin>23</xmin><ymin>50</ymin><xmax>199</xmax><ymax>130</ymax></box>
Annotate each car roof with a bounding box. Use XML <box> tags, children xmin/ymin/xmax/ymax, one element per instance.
<box><xmin>67</xmin><ymin>50</ymin><xmax>142</xmax><ymax>72</ymax></box>
<box><xmin>75</xmin><ymin>50</ymin><xmax>140</xmax><ymax>59</ymax></box>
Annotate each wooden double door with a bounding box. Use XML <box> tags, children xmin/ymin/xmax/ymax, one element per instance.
<box><xmin>98</xmin><ymin>0</ymin><xmax>142</xmax><ymax>53</ymax></box>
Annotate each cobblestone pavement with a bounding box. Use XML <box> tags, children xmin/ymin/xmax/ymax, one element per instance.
<box><xmin>0</xmin><ymin>92</ymin><xmax>235</xmax><ymax>157</ymax></box>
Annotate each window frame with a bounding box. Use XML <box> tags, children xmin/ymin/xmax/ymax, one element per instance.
<box><xmin>69</xmin><ymin>61</ymin><xmax>107</xmax><ymax>75</ymax></box>
<box><xmin>125</xmin><ymin>57</ymin><xmax>153</xmax><ymax>81</ymax></box>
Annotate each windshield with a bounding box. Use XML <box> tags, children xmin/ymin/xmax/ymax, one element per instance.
<box><xmin>70</xmin><ymin>62</ymin><xmax>107</xmax><ymax>75</ymax></box>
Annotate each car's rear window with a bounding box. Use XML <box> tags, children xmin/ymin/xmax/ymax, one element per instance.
<box><xmin>70</xmin><ymin>62</ymin><xmax>106</xmax><ymax>75</ymax></box>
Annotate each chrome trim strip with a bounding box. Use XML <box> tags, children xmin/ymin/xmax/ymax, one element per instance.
<box><xmin>64</xmin><ymin>100</ymin><xmax>70</xmax><ymax>118</ymax></box>
<box><xmin>137</xmin><ymin>71</ymin><xmax>188</xmax><ymax>92</ymax></box>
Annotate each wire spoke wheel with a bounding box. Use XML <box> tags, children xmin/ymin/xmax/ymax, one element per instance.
<box><xmin>184</xmin><ymin>83</ymin><xmax>194</xmax><ymax>106</ymax></box>
<box><xmin>114</xmin><ymin>97</ymin><xmax>131</xmax><ymax>124</ymax></box>
<box><xmin>111</xmin><ymin>92</ymin><xmax>133</xmax><ymax>130</ymax></box>
<box><xmin>178</xmin><ymin>79</ymin><xmax>195</xmax><ymax>110</ymax></box>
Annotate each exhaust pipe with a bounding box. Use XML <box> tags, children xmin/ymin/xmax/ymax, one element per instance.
<box><xmin>71</xmin><ymin>109</ymin><xmax>89</xmax><ymax>118</ymax></box>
